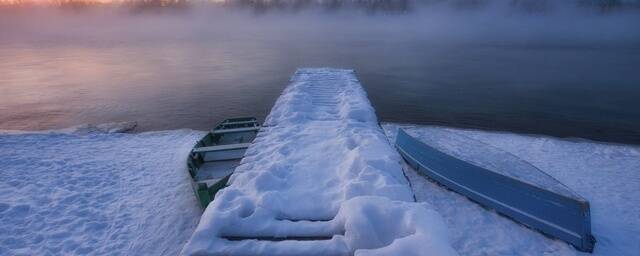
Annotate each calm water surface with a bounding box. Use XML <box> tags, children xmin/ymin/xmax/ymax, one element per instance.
<box><xmin>1</xmin><ymin>8</ymin><xmax>639</xmax><ymax>144</ymax></box>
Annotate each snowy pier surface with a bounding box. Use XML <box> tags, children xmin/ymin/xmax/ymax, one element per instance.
<box><xmin>181</xmin><ymin>68</ymin><xmax>457</xmax><ymax>255</ymax></box>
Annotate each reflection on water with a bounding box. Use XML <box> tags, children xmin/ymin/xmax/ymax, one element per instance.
<box><xmin>1</xmin><ymin>4</ymin><xmax>639</xmax><ymax>144</ymax></box>
<box><xmin>0</xmin><ymin>43</ymin><xmax>287</xmax><ymax>131</ymax></box>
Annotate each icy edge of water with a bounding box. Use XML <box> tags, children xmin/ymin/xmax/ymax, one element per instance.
<box><xmin>0</xmin><ymin>121</ymin><xmax>138</xmax><ymax>135</ymax></box>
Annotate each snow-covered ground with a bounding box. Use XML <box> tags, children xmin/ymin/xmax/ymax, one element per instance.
<box><xmin>0</xmin><ymin>124</ymin><xmax>204</xmax><ymax>255</ymax></box>
<box><xmin>3</xmin><ymin>121</ymin><xmax>636</xmax><ymax>255</ymax></box>
<box><xmin>382</xmin><ymin>123</ymin><xmax>640</xmax><ymax>256</ymax></box>
<box><xmin>182</xmin><ymin>68</ymin><xmax>456</xmax><ymax>255</ymax></box>
<box><xmin>1</xmin><ymin>70</ymin><xmax>638</xmax><ymax>255</ymax></box>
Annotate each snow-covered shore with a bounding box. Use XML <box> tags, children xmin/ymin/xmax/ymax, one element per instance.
<box><xmin>0</xmin><ymin>125</ymin><xmax>204</xmax><ymax>255</ymax></box>
<box><xmin>1</xmin><ymin>122</ymin><xmax>638</xmax><ymax>255</ymax></box>
<box><xmin>1</xmin><ymin>72</ymin><xmax>639</xmax><ymax>255</ymax></box>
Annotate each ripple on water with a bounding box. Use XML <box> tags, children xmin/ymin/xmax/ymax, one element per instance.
<box><xmin>6</xmin><ymin>204</ymin><xmax>31</xmax><ymax>219</ymax></box>
<box><xmin>0</xmin><ymin>203</ymin><xmax>10</xmax><ymax>213</ymax></box>
<box><xmin>2</xmin><ymin>237</ymin><xmax>26</xmax><ymax>250</ymax></box>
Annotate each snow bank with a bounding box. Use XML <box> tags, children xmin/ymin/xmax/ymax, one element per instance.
<box><xmin>383</xmin><ymin>123</ymin><xmax>640</xmax><ymax>256</ymax></box>
<box><xmin>182</xmin><ymin>68</ymin><xmax>456</xmax><ymax>255</ymax></box>
<box><xmin>0</xmin><ymin>127</ymin><xmax>203</xmax><ymax>255</ymax></box>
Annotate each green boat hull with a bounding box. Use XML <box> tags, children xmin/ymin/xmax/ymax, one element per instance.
<box><xmin>187</xmin><ymin>117</ymin><xmax>260</xmax><ymax>208</ymax></box>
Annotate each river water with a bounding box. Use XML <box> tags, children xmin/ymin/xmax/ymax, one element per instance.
<box><xmin>1</xmin><ymin>5</ymin><xmax>639</xmax><ymax>144</ymax></box>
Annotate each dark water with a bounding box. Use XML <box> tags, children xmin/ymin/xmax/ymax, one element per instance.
<box><xmin>1</xmin><ymin>6</ymin><xmax>640</xmax><ymax>144</ymax></box>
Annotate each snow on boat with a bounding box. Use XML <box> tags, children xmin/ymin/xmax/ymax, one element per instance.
<box><xmin>187</xmin><ymin>117</ymin><xmax>260</xmax><ymax>208</ymax></box>
<box><xmin>394</xmin><ymin>128</ymin><xmax>596</xmax><ymax>252</ymax></box>
<box><xmin>181</xmin><ymin>68</ymin><xmax>456</xmax><ymax>255</ymax></box>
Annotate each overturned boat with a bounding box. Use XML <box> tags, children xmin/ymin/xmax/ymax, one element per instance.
<box><xmin>187</xmin><ymin>117</ymin><xmax>260</xmax><ymax>208</ymax></box>
<box><xmin>394</xmin><ymin>128</ymin><xmax>595</xmax><ymax>252</ymax></box>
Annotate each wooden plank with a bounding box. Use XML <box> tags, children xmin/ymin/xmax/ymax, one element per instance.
<box><xmin>203</xmin><ymin>150</ymin><xmax>245</xmax><ymax>162</ymax></box>
<box><xmin>213</xmin><ymin>126</ymin><xmax>260</xmax><ymax>134</ymax></box>
<box><xmin>395</xmin><ymin>128</ymin><xmax>595</xmax><ymax>252</ymax></box>
<box><xmin>193</xmin><ymin>143</ymin><xmax>251</xmax><ymax>153</ymax></box>
<box><xmin>223</xmin><ymin>120</ymin><xmax>258</xmax><ymax>125</ymax></box>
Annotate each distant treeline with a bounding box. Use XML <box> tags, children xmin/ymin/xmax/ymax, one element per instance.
<box><xmin>0</xmin><ymin>0</ymin><xmax>190</xmax><ymax>13</ymax></box>
<box><xmin>127</xmin><ymin>0</ymin><xmax>189</xmax><ymax>13</ymax></box>
<box><xmin>1</xmin><ymin>0</ymin><xmax>639</xmax><ymax>13</ymax></box>
<box><xmin>225</xmin><ymin>0</ymin><xmax>412</xmax><ymax>13</ymax></box>
<box><xmin>224</xmin><ymin>0</ymin><xmax>640</xmax><ymax>13</ymax></box>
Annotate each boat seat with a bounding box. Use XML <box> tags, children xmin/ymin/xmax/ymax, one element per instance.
<box><xmin>196</xmin><ymin>161</ymin><xmax>238</xmax><ymax>181</ymax></box>
<box><xmin>222</xmin><ymin>120</ymin><xmax>258</xmax><ymax>126</ymax></box>
<box><xmin>213</xmin><ymin>126</ymin><xmax>260</xmax><ymax>134</ymax></box>
<box><xmin>193</xmin><ymin>143</ymin><xmax>251</xmax><ymax>153</ymax></box>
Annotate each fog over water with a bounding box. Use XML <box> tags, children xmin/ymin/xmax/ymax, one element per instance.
<box><xmin>1</xmin><ymin>1</ymin><xmax>639</xmax><ymax>143</ymax></box>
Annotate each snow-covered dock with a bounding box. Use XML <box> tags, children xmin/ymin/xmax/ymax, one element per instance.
<box><xmin>181</xmin><ymin>68</ymin><xmax>457</xmax><ymax>255</ymax></box>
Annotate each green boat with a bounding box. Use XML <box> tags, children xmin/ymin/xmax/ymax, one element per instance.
<box><xmin>187</xmin><ymin>117</ymin><xmax>260</xmax><ymax>208</ymax></box>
